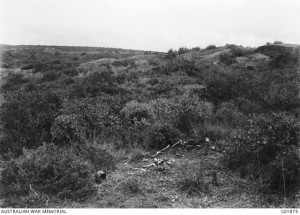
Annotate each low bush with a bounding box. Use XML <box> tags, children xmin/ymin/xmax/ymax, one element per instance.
<box><xmin>215</xmin><ymin>101</ymin><xmax>246</xmax><ymax>127</ymax></box>
<box><xmin>41</xmin><ymin>71</ymin><xmax>60</xmax><ymax>82</ymax></box>
<box><xmin>1</xmin><ymin>144</ymin><xmax>97</xmax><ymax>201</ymax></box>
<box><xmin>119</xmin><ymin>177</ymin><xmax>144</xmax><ymax>195</ymax></box>
<box><xmin>219</xmin><ymin>52</ymin><xmax>236</xmax><ymax>66</ymax></box>
<box><xmin>0</xmin><ymin>90</ymin><xmax>62</xmax><ymax>155</ymax></box>
<box><xmin>205</xmin><ymin>45</ymin><xmax>217</xmax><ymax>50</ymax></box>
<box><xmin>143</xmin><ymin>123</ymin><xmax>182</xmax><ymax>149</ymax></box>
<box><xmin>51</xmin><ymin>114</ymin><xmax>85</xmax><ymax>146</ymax></box>
<box><xmin>21</xmin><ymin>65</ymin><xmax>34</xmax><ymax>70</ymax></box>
<box><xmin>1</xmin><ymin>73</ymin><xmax>29</xmax><ymax>93</ymax></box>
<box><xmin>234</xmin><ymin>97</ymin><xmax>263</xmax><ymax>114</ymax></box>
<box><xmin>79</xmin><ymin>143</ymin><xmax>116</xmax><ymax>172</ymax></box>
<box><xmin>177</xmin><ymin>162</ymin><xmax>209</xmax><ymax>196</ymax></box>
<box><xmin>226</xmin><ymin>112</ymin><xmax>300</xmax><ymax>193</ymax></box>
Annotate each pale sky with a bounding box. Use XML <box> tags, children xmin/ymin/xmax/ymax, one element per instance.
<box><xmin>0</xmin><ymin>0</ymin><xmax>299</xmax><ymax>51</ymax></box>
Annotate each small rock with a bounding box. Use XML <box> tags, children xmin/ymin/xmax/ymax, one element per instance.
<box><xmin>171</xmin><ymin>199</ymin><xmax>175</xmax><ymax>203</ymax></box>
<box><xmin>211</xmin><ymin>146</ymin><xmax>216</xmax><ymax>150</ymax></box>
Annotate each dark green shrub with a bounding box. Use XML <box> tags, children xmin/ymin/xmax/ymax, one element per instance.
<box><xmin>205</xmin><ymin>45</ymin><xmax>217</xmax><ymax>50</ymax></box>
<box><xmin>1</xmin><ymin>144</ymin><xmax>97</xmax><ymax>201</ymax></box>
<box><xmin>269</xmin><ymin>52</ymin><xmax>298</xmax><ymax>69</ymax></box>
<box><xmin>165</xmin><ymin>49</ymin><xmax>177</xmax><ymax>60</ymax></box>
<box><xmin>41</xmin><ymin>71</ymin><xmax>60</xmax><ymax>82</ymax></box>
<box><xmin>79</xmin><ymin>143</ymin><xmax>116</xmax><ymax>172</ymax></box>
<box><xmin>234</xmin><ymin>97</ymin><xmax>263</xmax><ymax>114</ymax></box>
<box><xmin>119</xmin><ymin>177</ymin><xmax>143</xmax><ymax>195</ymax></box>
<box><xmin>199</xmin><ymin>123</ymin><xmax>231</xmax><ymax>141</ymax></box>
<box><xmin>51</xmin><ymin>114</ymin><xmax>85</xmax><ymax>146</ymax></box>
<box><xmin>215</xmin><ymin>101</ymin><xmax>246</xmax><ymax>127</ymax></box>
<box><xmin>112</xmin><ymin>60</ymin><xmax>128</xmax><ymax>67</ymax></box>
<box><xmin>0</xmin><ymin>90</ymin><xmax>62</xmax><ymax>155</ymax></box>
<box><xmin>273</xmin><ymin>40</ymin><xmax>283</xmax><ymax>44</ymax></box>
<box><xmin>21</xmin><ymin>65</ymin><xmax>34</xmax><ymax>70</ymax></box>
<box><xmin>1</xmin><ymin>73</ymin><xmax>29</xmax><ymax>93</ymax></box>
<box><xmin>226</xmin><ymin>112</ymin><xmax>299</xmax><ymax>193</ymax></box>
<box><xmin>178</xmin><ymin>47</ymin><xmax>189</xmax><ymax>55</ymax></box>
<box><xmin>192</xmin><ymin>47</ymin><xmax>201</xmax><ymax>51</ymax></box>
<box><xmin>33</xmin><ymin>62</ymin><xmax>48</xmax><ymax>73</ymax></box>
<box><xmin>219</xmin><ymin>52</ymin><xmax>236</xmax><ymax>66</ymax></box>
<box><xmin>177</xmin><ymin>162</ymin><xmax>209</xmax><ymax>196</ymax></box>
<box><xmin>144</xmin><ymin>123</ymin><xmax>182</xmax><ymax>149</ymax></box>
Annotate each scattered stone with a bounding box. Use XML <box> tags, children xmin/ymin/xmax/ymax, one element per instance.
<box><xmin>154</xmin><ymin>158</ymin><xmax>164</xmax><ymax>165</ymax></box>
<box><xmin>211</xmin><ymin>146</ymin><xmax>216</xmax><ymax>150</ymax></box>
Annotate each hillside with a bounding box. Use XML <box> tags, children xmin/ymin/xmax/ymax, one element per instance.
<box><xmin>0</xmin><ymin>43</ymin><xmax>299</xmax><ymax>208</ymax></box>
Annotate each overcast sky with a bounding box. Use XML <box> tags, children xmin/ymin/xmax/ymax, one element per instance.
<box><xmin>0</xmin><ymin>0</ymin><xmax>299</xmax><ymax>51</ymax></box>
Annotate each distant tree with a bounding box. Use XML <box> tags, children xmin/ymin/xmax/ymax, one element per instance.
<box><xmin>165</xmin><ymin>49</ymin><xmax>177</xmax><ymax>60</ymax></box>
<box><xmin>273</xmin><ymin>40</ymin><xmax>283</xmax><ymax>44</ymax></box>
<box><xmin>191</xmin><ymin>46</ymin><xmax>201</xmax><ymax>51</ymax></box>
<box><xmin>205</xmin><ymin>44</ymin><xmax>217</xmax><ymax>50</ymax></box>
<box><xmin>178</xmin><ymin>47</ymin><xmax>189</xmax><ymax>55</ymax></box>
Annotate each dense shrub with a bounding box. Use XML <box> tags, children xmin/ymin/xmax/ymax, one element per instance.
<box><xmin>153</xmin><ymin>58</ymin><xmax>196</xmax><ymax>76</ymax></box>
<box><xmin>78</xmin><ymin>143</ymin><xmax>116</xmax><ymax>172</ymax></box>
<box><xmin>229</xmin><ymin>45</ymin><xmax>251</xmax><ymax>57</ymax></box>
<box><xmin>191</xmin><ymin>47</ymin><xmax>201</xmax><ymax>51</ymax></box>
<box><xmin>219</xmin><ymin>52</ymin><xmax>236</xmax><ymax>66</ymax></box>
<box><xmin>112</xmin><ymin>59</ymin><xmax>129</xmax><ymax>67</ymax></box>
<box><xmin>178</xmin><ymin>47</ymin><xmax>189</xmax><ymax>55</ymax></box>
<box><xmin>226</xmin><ymin>112</ymin><xmax>300</xmax><ymax>192</ymax></box>
<box><xmin>21</xmin><ymin>64</ymin><xmax>34</xmax><ymax>70</ymax></box>
<box><xmin>205</xmin><ymin>45</ymin><xmax>217</xmax><ymax>50</ymax></box>
<box><xmin>215</xmin><ymin>101</ymin><xmax>246</xmax><ymax>127</ymax></box>
<box><xmin>1</xmin><ymin>144</ymin><xmax>97</xmax><ymax>201</ymax></box>
<box><xmin>53</xmin><ymin>97</ymin><xmax>118</xmax><ymax>143</ymax></box>
<box><xmin>80</xmin><ymin>70</ymin><xmax>118</xmax><ymax>97</ymax></box>
<box><xmin>121</xmin><ymin>100</ymin><xmax>153</xmax><ymax>124</ymax></box>
<box><xmin>165</xmin><ymin>49</ymin><xmax>177</xmax><ymax>60</ymax></box>
<box><xmin>143</xmin><ymin>123</ymin><xmax>182</xmax><ymax>149</ymax></box>
<box><xmin>1</xmin><ymin>73</ymin><xmax>29</xmax><ymax>93</ymax></box>
<box><xmin>41</xmin><ymin>71</ymin><xmax>60</xmax><ymax>82</ymax></box>
<box><xmin>269</xmin><ymin>52</ymin><xmax>298</xmax><ymax>69</ymax></box>
<box><xmin>263</xmin><ymin>78</ymin><xmax>300</xmax><ymax>111</ymax></box>
<box><xmin>177</xmin><ymin>162</ymin><xmax>209</xmax><ymax>196</ymax></box>
<box><xmin>148</xmin><ymin>98</ymin><xmax>181</xmax><ymax>126</ymax></box>
<box><xmin>51</xmin><ymin>114</ymin><xmax>85</xmax><ymax>145</ymax></box>
<box><xmin>273</xmin><ymin>40</ymin><xmax>283</xmax><ymax>44</ymax></box>
<box><xmin>0</xmin><ymin>90</ymin><xmax>62</xmax><ymax>154</ymax></box>
<box><xmin>234</xmin><ymin>97</ymin><xmax>263</xmax><ymax>114</ymax></box>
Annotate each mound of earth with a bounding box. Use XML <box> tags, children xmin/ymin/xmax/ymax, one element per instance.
<box><xmin>254</xmin><ymin>44</ymin><xmax>299</xmax><ymax>58</ymax></box>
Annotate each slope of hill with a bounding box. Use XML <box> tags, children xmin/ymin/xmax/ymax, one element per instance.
<box><xmin>0</xmin><ymin>43</ymin><xmax>299</xmax><ymax>208</ymax></box>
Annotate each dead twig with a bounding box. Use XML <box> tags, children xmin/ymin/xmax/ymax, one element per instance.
<box><xmin>143</xmin><ymin>163</ymin><xmax>156</xmax><ymax>168</ymax></box>
<box><xmin>152</xmin><ymin>144</ymin><xmax>170</xmax><ymax>157</ymax></box>
<box><xmin>29</xmin><ymin>184</ymin><xmax>39</xmax><ymax>198</ymax></box>
<box><xmin>127</xmin><ymin>167</ymin><xmax>147</xmax><ymax>172</ymax></box>
<box><xmin>172</xmin><ymin>140</ymin><xmax>182</xmax><ymax>148</ymax></box>
<box><xmin>45</xmin><ymin>195</ymin><xmax>49</xmax><ymax>207</ymax></box>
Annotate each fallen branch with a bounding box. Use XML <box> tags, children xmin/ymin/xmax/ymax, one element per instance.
<box><xmin>152</xmin><ymin>144</ymin><xmax>170</xmax><ymax>157</ymax></box>
<box><xmin>172</xmin><ymin>140</ymin><xmax>182</xmax><ymax>148</ymax></box>
<box><xmin>128</xmin><ymin>167</ymin><xmax>146</xmax><ymax>172</ymax></box>
<box><xmin>29</xmin><ymin>184</ymin><xmax>39</xmax><ymax>198</ymax></box>
<box><xmin>143</xmin><ymin>163</ymin><xmax>156</xmax><ymax>168</ymax></box>
<box><xmin>45</xmin><ymin>195</ymin><xmax>49</xmax><ymax>207</ymax></box>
